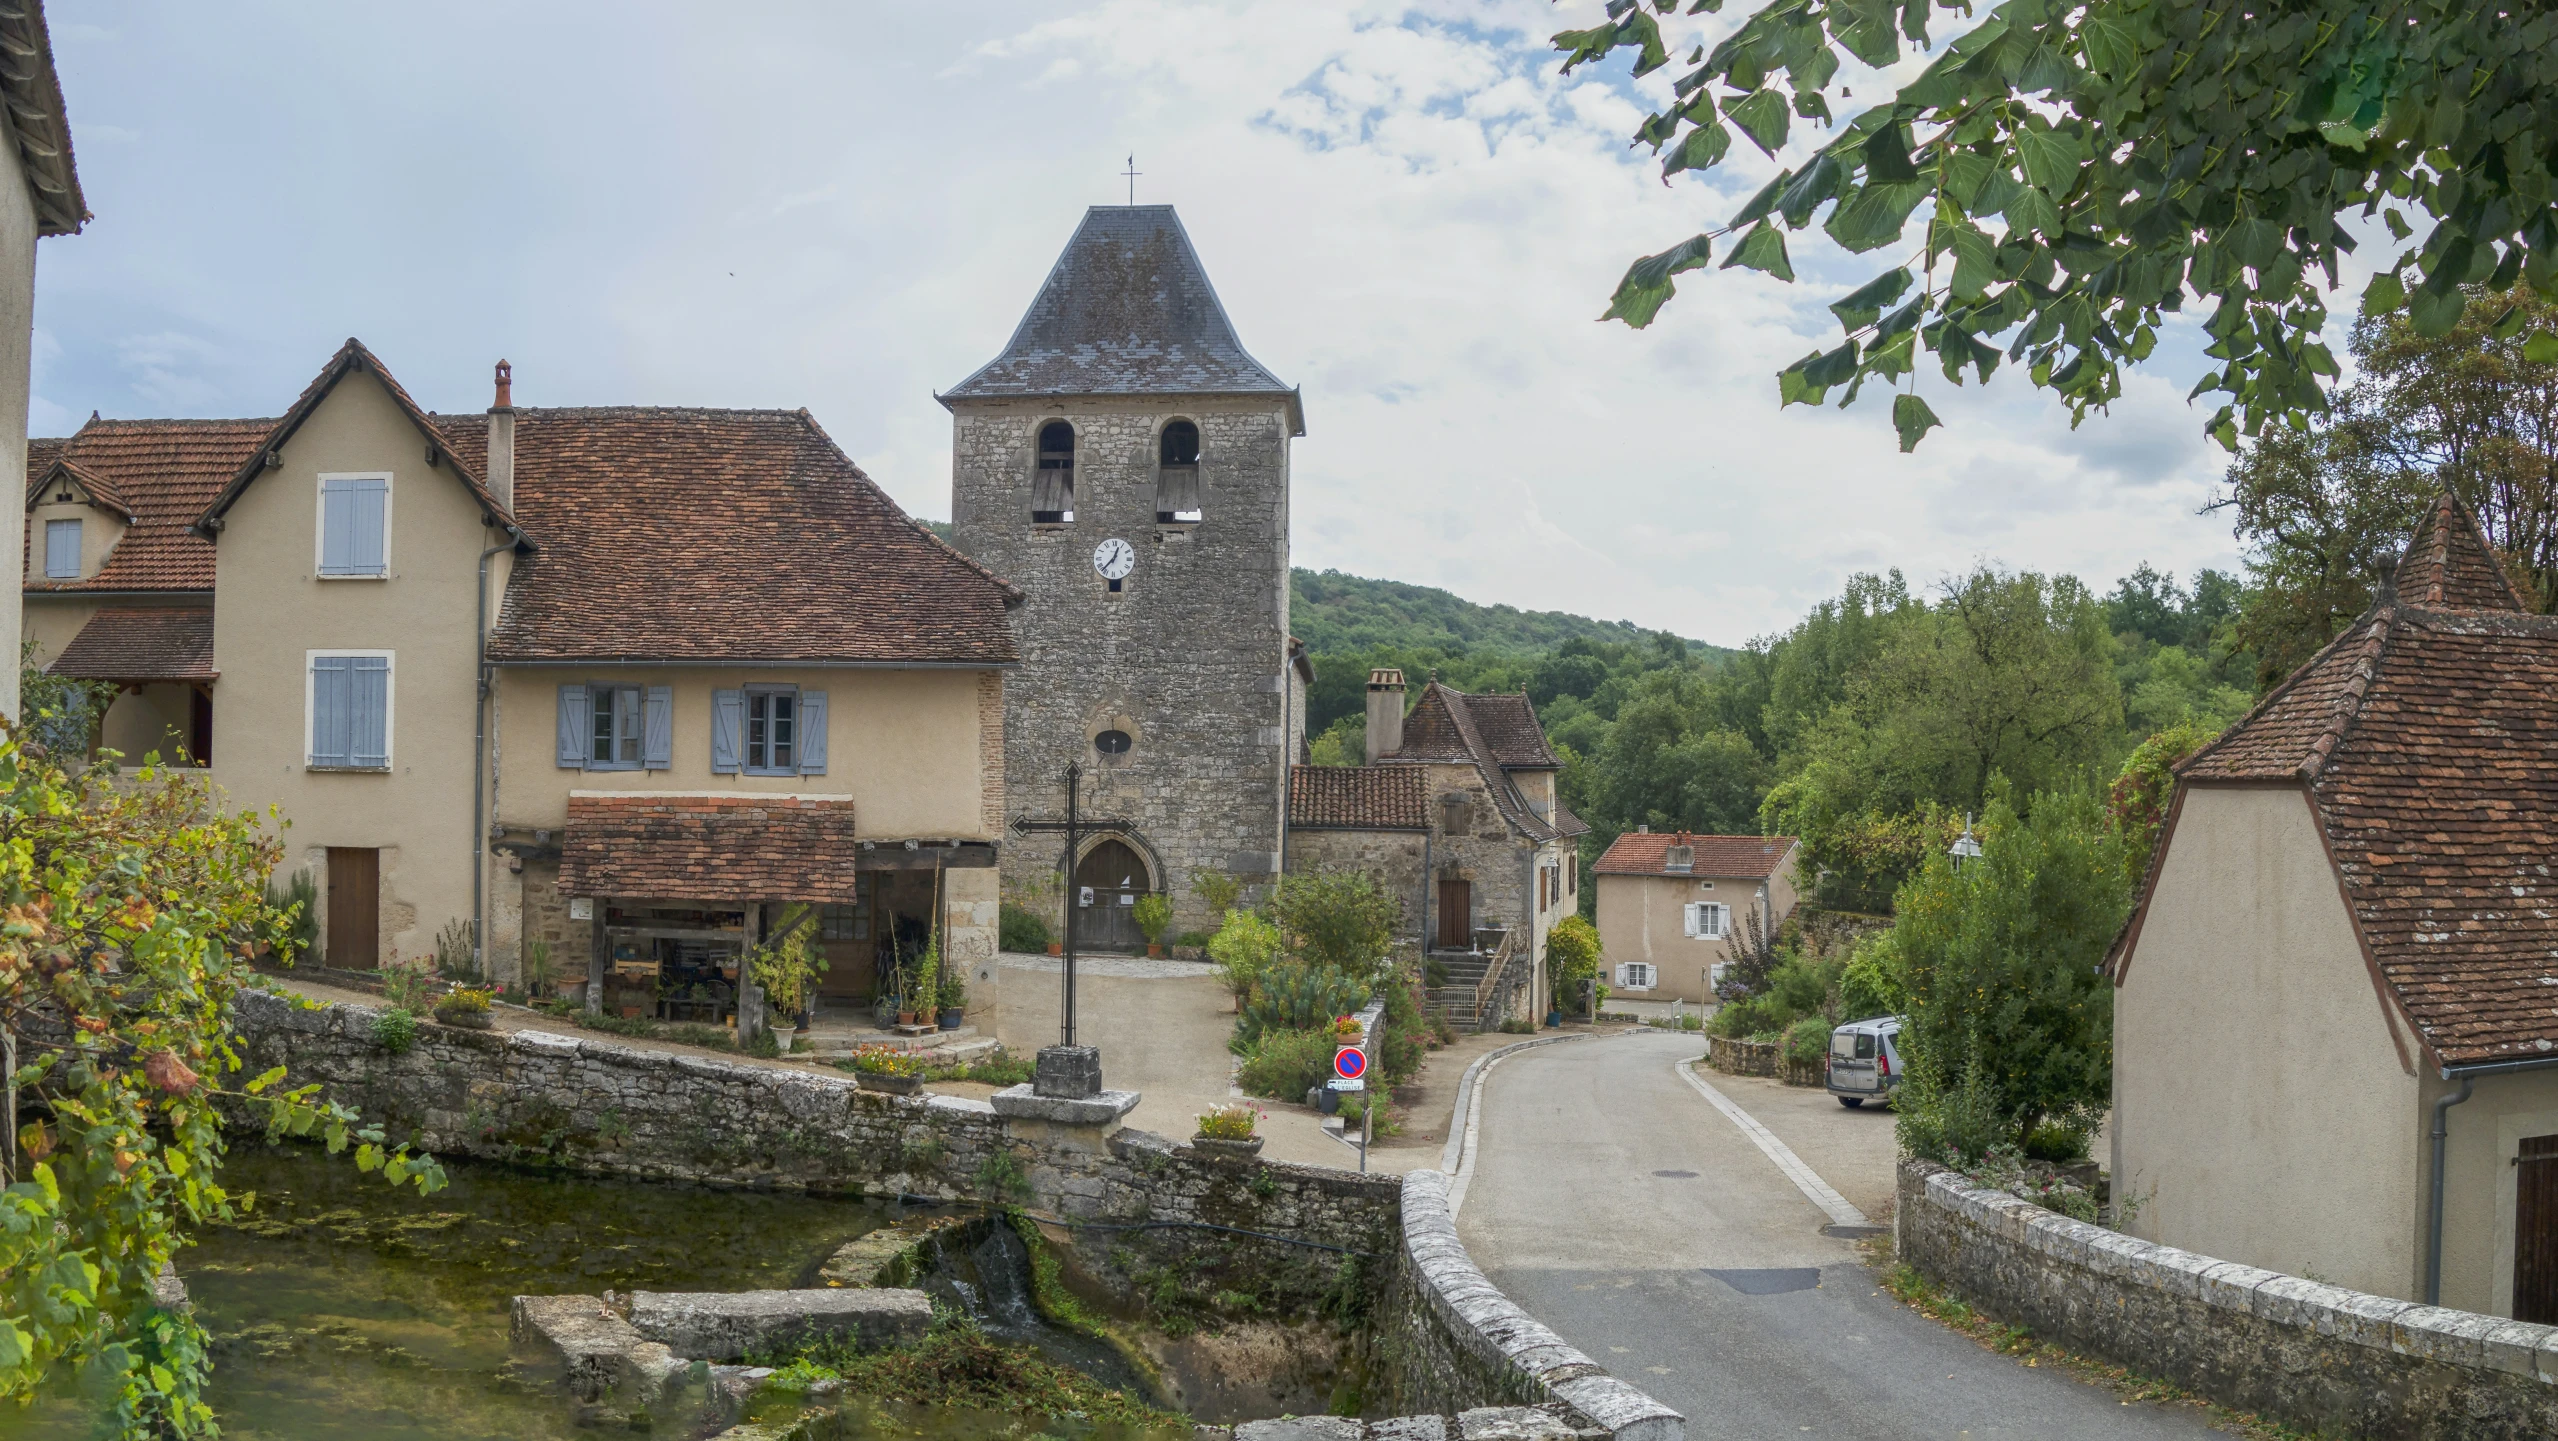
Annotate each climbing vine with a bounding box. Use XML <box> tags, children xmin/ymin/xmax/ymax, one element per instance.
<box><xmin>1558</xmin><ymin>0</ymin><xmax>2558</xmax><ymax>449</ymax></box>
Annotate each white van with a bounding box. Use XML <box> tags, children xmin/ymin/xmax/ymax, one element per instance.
<box><xmin>1825</xmin><ymin>1017</ymin><xmax>1902</xmax><ymax>1108</ymax></box>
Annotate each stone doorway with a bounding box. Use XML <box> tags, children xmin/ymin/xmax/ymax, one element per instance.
<box><xmin>1073</xmin><ymin>838</ymin><xmax>1151</xmax><ymax>951</ymax></box>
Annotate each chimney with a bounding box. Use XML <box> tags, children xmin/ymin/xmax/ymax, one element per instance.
<box><xmin>486</xmin><ymin>360</ymin><xmax>516</xmax><ymax>511</ymax></box>
<box><xmin>1365</xmin><ymin>667</ymin><xmax>1406</xmax><ymax>765</ymax></box>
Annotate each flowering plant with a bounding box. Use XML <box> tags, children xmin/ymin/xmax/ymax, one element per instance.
<box><xmin>850</xmin><ymin>1044</ymin><xmax>924</xmax><ymax>1077</ymax></box>
<box><xmin>1331</xmin><ymin>1014</ymin><xmax>1363</xmax><ymax>1039</ymax></box>
<box><xmin>1196</xmin><ymin>1103</ymin><xmax>1262</xmax><ymax>1140</ymax></box>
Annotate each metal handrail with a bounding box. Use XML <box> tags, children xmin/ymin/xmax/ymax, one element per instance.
<box><xmin>1469</xmin><ymin>928</ymin><xmax>1518</xmax><ymax>1025</ymax></box>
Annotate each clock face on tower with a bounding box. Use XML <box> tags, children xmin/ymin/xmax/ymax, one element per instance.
<box><xmin>1092</xmin><ymin>538</ymin><xmax>1136</xmax><ymax>581</ymax></box>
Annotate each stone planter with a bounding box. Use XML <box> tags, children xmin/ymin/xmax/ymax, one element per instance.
<box><xmin>936</xmin><ymin>1008</ymin><xmax>964</xmax><ymax>1030</ymax></box>
<box><xmin>855</xmin><ymin>1072</ymin><xmax>924</xmax><ymax>1096</ymax></box>
<box><xmin>1191</xmin><ymin>1135</ymin><xmax>1264</xmax><ymax>1164</ymax></box>
<box><xmin>433</xmin><ymin>1007</ymin><xmax>492</xmax><ymax>1030</ymax></box>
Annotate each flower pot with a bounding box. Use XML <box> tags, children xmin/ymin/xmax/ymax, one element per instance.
<box><xmin>1147</xmin><ymin>944</ymin><xmax>1164</xmax><ymax>958</ymax></box>
<box><xmin>1047</xmin><ymin>943</ymin><xmax>1063</xmax><ymax>956</ymax></box>
<box><xmin>795</xmin><ymin>1011</ymin><xmax>813</xmax><ymax>1033</ymax></box>
<box><xmin>856</xmin><ymin>1071</ymin><xmax>924</xmax><ymax>1096</ymax></box>
<box><xmin>620</xmin><ymin>1005</ymin><xmax>646</xmax><ymax>1020</ymax></box>
<box><xmin>937</xmin><ymin>1007</ymin><xmax>964</xmax><ymax>1030</ymax></box>
<box><xmin>1191</xmin><ymin>1135</ymin><xmax>1264</xmax><ymax>1164</ymax></box>
<box><xmin>434</xmin><ymin>1008</ymin><xmax>491</xmax><ymax>1031</ymax></box>
<box><xmin>897</xmin><ymin>1010</ymin><xmax>919</xmax><ymax>1027</ymax></box>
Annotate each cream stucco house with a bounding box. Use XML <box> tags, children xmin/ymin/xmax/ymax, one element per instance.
<box><xmin>2112</xmin><ymin>492</ymin><xmax>2558</xmax><ymax>1322</ymax></box>
<box><xmin>25</xmin><ymin>340</ymin><xmax>1019</xmax><ymax>1029</ymax></box>
<box><xmin>1591</xmin><ymin>830</ymin><xmax>1801</xmax><ymax>1005</ymax></box>
<box><xmin>0</xmin><ymin>1</ymin><xmax>85</xmax><ymax>719</ymax></box>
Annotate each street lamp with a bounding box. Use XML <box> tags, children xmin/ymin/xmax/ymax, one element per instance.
<box><xmin>1949</xmin><ymin>813</ymin><xmax>1983</xmax><ymax>870</ymax></box>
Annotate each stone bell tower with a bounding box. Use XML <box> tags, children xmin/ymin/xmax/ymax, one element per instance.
<box><xmin>944</xmin><ymin>205</ymin><xmax>1306</xmax><ymax>944</ymax></box>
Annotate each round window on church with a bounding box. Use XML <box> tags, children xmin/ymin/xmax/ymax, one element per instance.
<box><xmin>1094</xmin><ymin>729</ymin><xmax>1133</xmax><ymax>756</ymax></box>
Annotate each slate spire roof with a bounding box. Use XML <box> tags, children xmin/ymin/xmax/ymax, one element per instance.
<box><xmin>942</xmin><ymin>206</ymin><xmax>1301</xmax><ymax>429</ymax></box>
<box><xmin>2146</xmin><ymin>489</ymin><xmax>2558</xmax><ymax>1067</ymax></box>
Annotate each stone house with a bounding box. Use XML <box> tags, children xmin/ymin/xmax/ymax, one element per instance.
<box><xmin>1285</xmin><ymin>669</ymin><xmax>1586</xmax><ymax>1027</ymax></box>
<box><xmin>2111</xmin><ymin>491</ymin><xmax>2558</xmax><ymax>1320</ymax></box>
<box><xmin>946</xmin><ymin>204</ymin><xmax>1309</xmax><ymax>948</ymax></box>
<box><xmin>1591</xmin><ymin>830</ymin><xmax>1801</xmax><ymax>1005</ymax></box>
<box><xmin>0</xmin><ymin>1</ymin><xmax>84</xmax><ymax>719</ymax></box>
<box><xmin>24</xmin><ymin>340</ymin><xmax>1018</xmax><ymax>1026</ymax></box>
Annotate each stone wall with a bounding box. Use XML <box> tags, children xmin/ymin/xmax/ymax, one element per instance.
<box><xmin>1898</xmin><ymin>1159</ymin><xmax>2558</xmax><ymax>1441</ymax></box>
<box><xmin>950</xmin><ymin>398</ymin><xmax>1296</xmax><ymax>940</ymax></box>
<box><xmin>1287</xmin><ymin>828</ymin><xmax>1429</xmax><ymax>947</ymax></box>
<box><xmin>1369</xmin><ymin>1171</ymin><xmax>1681</xmax><ymax>1441</ymax></box>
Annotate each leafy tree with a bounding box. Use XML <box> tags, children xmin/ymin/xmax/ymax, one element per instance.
<box><xmin>1265</xmin><ymin>869</ymin><xmax>1401</xmax><ymax>979</ymax></box>
<box><xmin>1888</xmin><ymin>792</ymin><xmax>2131</xmax><ymax>1161</ymax></box>
<box><xmin>1207</xmin><ymin>910</ymin><xmax>1283</xmax><ymax>1010</ymax></box>
<box><xmin>1593</xmin><ymin>679</ymin><xmax>1768</xmax><ymax>837</ymax></box>
<box><xmin>1</xmin><ymin>742</ymin><xmax>444</xmax><ymax>1434</ymax></box>
<box><xmin>1556</xmin><ymin>1</ymin><xmax>2558</xmax><ymax>450</ymax></box>
<box><xmin>2108</xmin><ymin>718</ymin><xmax>2225</xmax><ymax>858</ymax></box>
<box><xmin>1544</xmin><ymin>915</ymin><xmax>1604</xmax><ymax>1015</ymax></box>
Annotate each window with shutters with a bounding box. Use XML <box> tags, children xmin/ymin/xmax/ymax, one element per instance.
<box><xmin>43</xmin><ymin>518</ymin><xmax>79</xmax><ymax>578</ymax></box>
<box><xmin>1683</xmin><ymin>901</ymin><xmax>1729</xmax><ymax>940</ymax></box>
<box><xmin>1156</xmin><ymin>420</ymin><xmax>1202</xmax><ymax>523</ymax></box>
<box><xmin>711</xmin><ymin>685</ymin><xmax>830</xmax><ymax>777</ymax></box>
<box><xmin>315</xmin><ymin>473</ymin><xmax>391</xmax><ymax>577</ymax></box>
<box><xmin>1031</xmin><ymin>421</ymin><xmax>1075</xmax><ymax>524</ymax></box>
<box><xmin>1616</xmin><ymin>963</ymin><xmax>1656</xmax><ymax>989</ymax></box>
<box><xmin>307</xmin><ymin>651</ymin><xmax>392</xmax><ymax>770</ymax></box>
<box><xmin>555</xmin><ymin>683</ymin><xmax>672</xmax><ymax>772</ymax></box>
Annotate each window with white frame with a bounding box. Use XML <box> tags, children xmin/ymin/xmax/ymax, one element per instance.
<box><xmin>43</xmin><ymin>518</ymin><xmax>80</xmax><ymax>579</ymax></box>
<box><xmin>317</xmin><ymin>473</ymin><xmax>390</xmax><ymax>577</ymax></box>
<box><xmin>308</xmin><ymin>652</ymin><xmax>391</xmax><ymax>769</ymax></box>
<box><xmin>1616</xmin><ymin>962</ymin><xmax>1657</xmax><ymax>990</ymax></box>
<box><xmin>1683</xmin><ymin>901</ymin><xmax>1729</xmax><ymax>940</ymax></box>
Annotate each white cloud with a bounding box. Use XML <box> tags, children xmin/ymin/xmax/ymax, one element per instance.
<box><xmin>34</xmin><ymin>0</ymin><xmax>2252</xmax><ymax>646</ymax></box>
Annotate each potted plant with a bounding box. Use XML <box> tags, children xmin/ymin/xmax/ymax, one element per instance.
<box><xmin>1331</xmin><ymin>1013</ymin><xmax>1363</xmax><ymax>1041</ymax></box>
<box><xmin>850</xmin><ymin>1044</ymin><xmax>927</xmax><ymax>1096</ymax></box>
<box><xmin>907</xmin><ymin>934</ymin><xmax>940</xmax><ymax>1029</ymax></box>
<box><xmin>432</xmin><ymin>987</ymin><xmax>495</xmax><ymax>1031</ymax></box>
<box><xmin>521</xmin><ymin>937</ymin><xmax>555</xmax><ymax>1000</ymax></box>
<box><xmin>1132</xmin><ymin>892</ymin><xmax>1172</xmax><ymax>958</ymax></box>
<box><xmin>1192</xmin><ymin>1102</ymin><xmax>1264</xmax><ymax>1163</ymax></box>
<box><xmin>937</xmin><ymin>968</ymin><xmax>967</xmax><ymax>1031</ymax></box>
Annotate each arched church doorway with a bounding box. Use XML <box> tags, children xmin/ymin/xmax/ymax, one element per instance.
<box><xmin>1073</xmin><ymin>838</ymin><xmax>1153</xmax><ymax>951</ymax></box>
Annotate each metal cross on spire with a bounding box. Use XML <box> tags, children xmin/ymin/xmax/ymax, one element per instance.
<box><xmin>1123</xmin><ymin>154</ymin><xmax>1141</xmax><ymax>205</ymax></box>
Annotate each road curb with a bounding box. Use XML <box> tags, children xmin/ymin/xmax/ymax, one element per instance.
<box><xmin>1673</xmin><ymin>1056</ymin><xmax>1871</xmax><ymax>1228</ymax></box>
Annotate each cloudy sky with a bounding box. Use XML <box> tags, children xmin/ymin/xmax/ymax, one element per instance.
<box><xmin>35</xmin><ymin>1</ymin><xmax>2275</xmax><ymax>648</ymax></box>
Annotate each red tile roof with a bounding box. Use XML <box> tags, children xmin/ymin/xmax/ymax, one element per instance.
<box><xmin>479</xmin><ymin>407</ymin><xmax>1016</xmax><ymax>665</ymax></box>
<box><xmin>23</xmin><ymin>418</ymin><xmax>272</xmax><ymax>593</ymax></box>
<box><xmin>2152</xmin><ymin>491</ymin><xmax>2558</xmax><ymax>1067</ymax></box>
<box><xmin>1594</xmin><ymin>831</ymin><xmax>1798</xmax><ymax>880</ymax></box>
<box><xmin>1289</xmin><ymin>765</ymin><xmax>1427</xmax><ymax>829</ymax></box>
<box><xmin>48</xmin><ymin>607</ymin><xmax>216</xmax><ymax>682</ymax></box>
<box><xmin>1383</xmin><ymin>682</ymin><xmax>1583</xmax><ymax>842</ymax></box>
<box><xmin>557</xmin><ymin>794</ymin><xmax>862</xmax><ymax>903</ymax></box>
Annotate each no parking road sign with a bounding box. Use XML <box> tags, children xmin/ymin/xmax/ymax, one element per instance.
<box><xmin>1328</xmin><ymin>1045</ymin><xmax>1367</xmax><ymax>1091</ymax></box>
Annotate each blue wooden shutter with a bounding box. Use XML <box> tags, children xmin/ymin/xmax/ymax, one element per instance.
<box><xmin>642</xmin><ymin>686</ymin><xmax>673</xmax><ymax>770</ymax></box>
<box><xmin>711</xmin><ymin>689</ymin><xmax>744</xmax><ymax>774</ymax></box>
<box><xmin>352</xmin><ymin>656</ymin><xmax>390</xmax><ymax>767</ymax></box>
<box><xmin>350</xmin><ymin>479</ymin><xmax>386</xmax><ymax>573</ymax></box>
<box><xmin>798</xmin><ymin>690</ymin><xmax>828</xmax><ymax>775</ymax></box>
<box><xmin>310</xmin><ymin>656</ymin><xmax>350</xmax><ymax>765</ymax></box>
<box><xmin>320</xmin><ymin>478</ymin><xmax>387</xmax><ymax>574</ymax></box>
<box><xmin>557</xmin><ymin>684</ymin><xmax>589</xmax><ymax>768</ymax></box>
<box><xmin>44</xmin><ymin>519</ymin><xmax>78</xmax><ymax>578</ymax></box>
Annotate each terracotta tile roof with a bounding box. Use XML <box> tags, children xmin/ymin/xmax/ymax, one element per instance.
<box><xmin>556</xmin><ymin>794</ymin><xmax>861</xmax><ymax>902</ymax></box>
<box><xmin>2156</xmin><ymin>491</ymin><xmax>2558</xmax><ymax>1067</ymax></box>
<box><xmin>23</xmin><ymin>418</ymin><xmax>272</xmax><ymax>593</ymax></box>
<box><xmin>1383</xmin><ymin>681</ymin><xmax>1585</xmax><ymax>842</ymax></box>
<box><xmin>34</xmin><ymin>458</ymin><xmax>134</xmax><ymax>519</ymax></box>
<box><xmin>481</xmin><ymin>407</ymin><xmax>1017</xmax><ymax>665</ymax></box>
<box><xmin>2398</xmin><ymin>489</ymin><xmax>2529</xmax><ymax>611</ymax></box>
<box><xmin>197</xmin><ymin>338</ymin><xmax>521</xmax><ymax>536</ymax></box>
<box><xmin>1595</xmin><ymin>831</ymin><xmax>1799</xmax><ymax>880</ymax></box>
<box><xmin>6</xmin><ymin>2</ymin><xmax>85</xmax><ymax>238</ymax></box>
<box><xmin>48</xmin><ymin>606</ymin><xmax>215</xmax><ymax>682</ymax></box>
<box><xmin>943</xmin><ymin>207</ymin><xmax>1299</xmax><ymax>424</ymax></box>
<box><xmin>1289</xmin><ymin>765</ymin><xmax>1427</xmax><ymax>830</ymax></box>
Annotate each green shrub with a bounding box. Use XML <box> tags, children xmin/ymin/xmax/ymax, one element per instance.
<box><xmin>267</xmin><ymin>869</ymin><xmax>320</xmax><ymax>964</ymax></box>
<box><xmin>1783</xmin><ymin>1015</ymin><xmax>1831</xmax><ymax>1065</ymax></box>
<box><xmin>1235</xmin><ymin>961</ymin><xmax>1370</xmax><ymax>1049</ymax></box>
<box><xmin>1545</xmin><ymin>915</ymin><xmax>1602</xmax><ymax>1015</ymax></box>
<box><xmin>1172</xmin><ymin>929</ymin><xmax>1213</xmax><ymax>949</ymax></box>
<box><xmin>1707</xmin><ymin>991</ymin><xmax>1788</xmax><ymax>1039</ymax></box>
<box><xmin>373</xmin><ymin>1007</ymin><xmax>417</xmax><ymax>1055</ymax></box>
<box><xmin>999</xmin><ymin>902</ymin><xmax>1051</xmax><ymax>954</ymax></box>
<box><xmin>1267</xmin><ymin>868</ymin><xmax>1401</xmax><ymax>977</ymax></box>
<box><xmin>1236</xmin><ymin>1028</ymin><xmax>1334</xmax><ymax>1100</ymax></box>
<box><xmin>2022</xmin><ymin>1120</ymin><xmax>2092</xmax><ymax>1163</ymax></box>
<box><xmin>1190</xmin><ymin>868</ymin><xmax>1245</xmax><ymax>922</ymax></box>
<box><xmin>1838</xmin><ymin>931</ymin><xmax>1900</xmax><ymax>1022</ymax></box>
<box><xmin>1132</xmin><ymin>892</ymin><xmax>1172</xmax><ymax>945</ymax></box>
<box><xmin>1377</xmin><ymin>962</ymin><xmax>1426</xmax><ymax>1085</ymax></box>
<box><xmin>1210</xmin><ymin>910</ymin><xmax>1284</xmax><ymax>1007</ymax></box>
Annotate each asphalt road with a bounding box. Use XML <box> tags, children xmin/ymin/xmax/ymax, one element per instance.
<box><xmin>1457</xmin><ymin>1030</ymin><xmax>2229</xmax><ymax>1440</ymax></box>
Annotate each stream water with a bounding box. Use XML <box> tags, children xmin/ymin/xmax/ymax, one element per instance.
<box><xmin>13</xmin><ymin>1143</ymin><xmax>1173</xmax><ymax>1441</ymax></box>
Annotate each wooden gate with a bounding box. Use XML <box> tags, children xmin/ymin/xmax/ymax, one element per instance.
<box><xmin>2517</xmin><ymin>1134</ymin><xmax>2558</xmax><ymax>1323</ymax></box>
<box><xmin>326</xmin><ymin>847</ymin><xmax>379</xmax><ymax>969</ymax></box>
<box><xmin>1073</xmin><ymin>838</ymin><xmax>1149</xmax><ymax>951</ymax></box>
